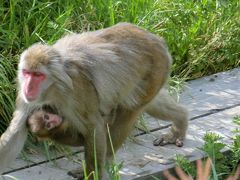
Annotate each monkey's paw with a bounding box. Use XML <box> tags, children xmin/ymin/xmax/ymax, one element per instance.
<box><xmin>153</xmin><ymin>132</ymin><xmax>184</xmax><ymax>147</ymax></box>
<box><xmin>67</xmin><ymin>169</ymin><xmax>84</xmax><ymax>180</ymax></box>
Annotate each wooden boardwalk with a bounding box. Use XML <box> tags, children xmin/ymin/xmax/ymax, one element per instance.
<box><xmin>1</xmin><ymin>68</ymin><xmax>240</xmax><ymax>180</ymax></box>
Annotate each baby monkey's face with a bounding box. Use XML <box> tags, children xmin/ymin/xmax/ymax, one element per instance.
<box><xmin>27</xmin><ymin>110</ymin><xmax>62</xmax><ymax>139</ymax></box>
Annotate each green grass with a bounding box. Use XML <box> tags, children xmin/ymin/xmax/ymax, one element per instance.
<box><xmin>146</xmin><ymin>0</ymin><xmax>240</xmax><ymax>79</ymax></box>
<box><xmin>0</xmin><ymin>55</ymin><xmax>16</xmax><ymax>132</ymax></box>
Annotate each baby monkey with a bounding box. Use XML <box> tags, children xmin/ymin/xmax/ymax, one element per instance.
<box><xmin>27</xmin><ymin>106</ymin><xmax>83</xmax><ymax>146</ymax></box>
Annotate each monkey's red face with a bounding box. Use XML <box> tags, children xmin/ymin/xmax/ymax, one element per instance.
<box><xmin>18</xmin><ymin>44</ymin><xmax>73</xmax><ymax>103</ymax></box>
<box><xmin>22</xmin><ymin>69</ymin><xmax>46</xmax><ymax>102</ymax></box>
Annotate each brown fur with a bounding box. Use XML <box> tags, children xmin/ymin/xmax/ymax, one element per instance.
<box><xmin>0</xmin><ymin>23</ymin><xmax>188</xmax><ymax>179</ymax></box>
<box><xmin>22</xmin><ymin>45</ymin><xmax>51</xmax><ymax>69</ymax></box>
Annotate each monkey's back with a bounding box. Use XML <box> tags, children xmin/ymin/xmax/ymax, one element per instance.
<box><xmin>53</xmin><ymin>23</ymin><xmax>172</xmax><ymax>111</ymax></box>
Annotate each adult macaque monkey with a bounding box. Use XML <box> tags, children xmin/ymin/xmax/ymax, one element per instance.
<box><xmin>0</xmin><ymin>23</ymin><xmax>188</xmax><ymax>179</ymax></box>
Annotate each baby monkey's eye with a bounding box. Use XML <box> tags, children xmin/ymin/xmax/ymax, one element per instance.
<box><xmin>44</xmin><ymin>114</ymin><xmax>49</xmax><ymax>120</ymax></box>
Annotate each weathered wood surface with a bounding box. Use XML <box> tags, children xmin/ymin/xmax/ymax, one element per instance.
<box><xmin>120</xmin><ymin>106</ymin><xmax>240</xmax><ymax>179</ymax></box>
<box><xmin>1</xmin><ymin>68</ymin><xmax>239</xmax><ymax>180</ymax></box>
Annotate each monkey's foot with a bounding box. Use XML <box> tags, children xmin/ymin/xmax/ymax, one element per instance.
<box><xmin>67</xmin><ymin>169</ymin><xmax>84</xmax><ymax>180</ymax></box>
<box><xmin>153</xmin><ymin>132</ymin><xmax>184</xmax><ymax>147</ymax></box>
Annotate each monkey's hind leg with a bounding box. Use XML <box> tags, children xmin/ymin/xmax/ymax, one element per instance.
<box><xmin>145</xmin><ymin>90</ymin><xmax>189</xmax><ymax>147</ymax></box>
<box><xmin>107</xmin><ymin>107</ymin><xmax>143</xmax><ymax>158</ymax></box>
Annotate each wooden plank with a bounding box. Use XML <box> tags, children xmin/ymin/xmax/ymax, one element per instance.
<box><xmin>119</xmin><ymin>106</ymin><xmax>240</xmax><ymax>179</ymax></box>
<box><xmin>142</xmin><ymin>67</ymin><xmax>240</xmax><ymax>130</ymax></box>
<box><xmin>4</xmin><ymin>143</ymin><xmax>159</xmax><ymax>180</ymax></box>
<box><xmin>182</xmin><ymin>67</ymin><xmax>240</xmax><ymax>116</ymax></box>
<box><xmin>1</xmin><ymin>157</ymin><xmax>80</xmax><ymax>180</ymax></box>
<box><xmin>2</xmin><ymin>147</ymin><xmax>82</xmax><ymax>173</ymax></box>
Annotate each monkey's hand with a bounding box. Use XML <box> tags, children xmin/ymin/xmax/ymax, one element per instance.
<box><xmin>153</xmin><ymin>126</ymin><xmax>186</xmax><ymax>147</ymax></box>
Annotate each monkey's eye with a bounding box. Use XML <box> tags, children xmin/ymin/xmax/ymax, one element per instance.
<box><xmin>34</xmin><ymin>72</ymin><xmax>43</xmax><ymax>77</ymax></box>
<box><xmin>22</xmin><ymin>69</ymin><xmax>31</xmax><ymax>76</ymax></box>
<box><xmin>33</xmin><ymin>72</ymin><xmax>46</xmax><ymax>80</ymax></box>
<box><xmin>44</xmin><ymin>114</ymin><xmax>49</xmax><ymax>120</ymax></box>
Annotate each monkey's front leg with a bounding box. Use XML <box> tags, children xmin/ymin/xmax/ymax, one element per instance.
<box><xmin>0</xmin><ymin>109</ymin><xmax>29</xmax><ymax>173</ymax></box>
<box><xmin>68</xmin><ymin>125</ymin><xmax>108</xmax><ymax>180</ymax></box>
